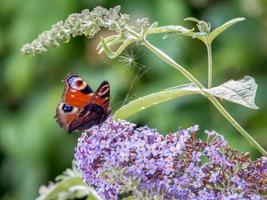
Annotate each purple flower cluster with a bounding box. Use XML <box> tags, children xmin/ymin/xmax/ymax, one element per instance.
<box><xmin>75</xmin><ymin>117</ymin><xmax>267</xmax><ymax>200</ymax></box>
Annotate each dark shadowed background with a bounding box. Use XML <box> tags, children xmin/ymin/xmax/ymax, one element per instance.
<box><xmin>0</xmin><ymin>0</ymin><xmax>267</xmax><ymax>199</ymax></box>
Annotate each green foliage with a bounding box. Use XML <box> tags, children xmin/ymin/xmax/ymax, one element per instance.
<box><xmin>1</xmin><ymin>1</ymin><xmax>267</xmax><ymax>200</ymax></box>
<box><xmin>37</xmin><ymin>163</ymin><xmax>101</xmax><ymax>200</ymax></box>
<box><xmin>21</xmin><ymin>5</ymin><xmax>266</xmax><ymax>155</ymax></box>
<box><xmin>205</xmin><ymin>76</ymin><xmax>258</xmax><ymax>109</ymax></box>
<box><xmin>114</xmin><ymin>84</ymin><xmax>201</xmax><ymax>119</ymax></box>
<box><xmin>114</xmin><ymin>76</ymin><xmax>259</xmax><ymax>120</ymax></box>
<box><xmin>184</xmin><ymin>17</ymin><xmax>245</xmax><ymax>45</ymax></box>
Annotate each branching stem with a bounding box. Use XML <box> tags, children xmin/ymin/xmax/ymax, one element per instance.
<box><xmin>142</xmin><ymin>39</ymin><xmax>205</xmax><ymax>91</ymax></box>
<box><xmin>208</xmin><ymin>96</ymin><xmax>267</xmax><ymax>156</ymax></box>
<box><xmin>125</xmin><ymin>29</ymin><xmax>266</xmax><ymax>155</ymax></box>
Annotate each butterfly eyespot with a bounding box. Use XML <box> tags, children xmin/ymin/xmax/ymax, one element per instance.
<box><xmin>68</xmin><ymin>76</ymin><xmax>87</xmax><ymax>90</ymax></box>
<box><xmin>62</xmin><ymin>104</ymin><xmax>73</xmax><ymax>113</ymax></box>
<box><xmin>57</xmin><ymin>75</ymin><xmax>111</xmax><ymax>133</ymax></box>
<box><xmin>76</xmin><ymin>80</ymin><xmax>83</xmax><ymax>86</ymax></box>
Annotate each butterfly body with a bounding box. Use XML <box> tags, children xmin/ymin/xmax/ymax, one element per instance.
<box><xmin>55</xmin><ymin>74</ymin><xmax>111</xmax><ymax>133</ymax></box>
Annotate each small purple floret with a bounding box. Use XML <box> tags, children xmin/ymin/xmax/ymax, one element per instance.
<box><xmin>75</xmin><ymin>117</ymin><xmax>266</xmax><ymax>199</ymax></box>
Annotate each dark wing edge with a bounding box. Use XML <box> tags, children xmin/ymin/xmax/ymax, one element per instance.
<box><xmin>67</xmin><ymin>81</ymin><xmax>111</xmax><ymax>133</ymax></box>
<box><xmin>68</xmin><ymin>103</ymin><xmax>108</xmax><ymax>133</ymax></box>
<box><xmin>95</xmin><ymin>81</ymin><xmax>110</xmax><ymax>100</ymax></box>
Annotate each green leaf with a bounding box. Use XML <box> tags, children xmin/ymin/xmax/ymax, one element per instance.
<box><xmin>209</xmin><ymin>17</ymin><xmax>245</xmax><ymax>43</ymax></box>
<box><xmin>146</xmin><ymin>25</ymin><xmax>194</xmax><ymax>36</ymax></box>
<box><xmin>192</xmin><ymin>32</ymin><xmax>207</xmax><ymax>40</ymax></box>
<box><xmin>37</xmin><ymin>177</ymin><xmax>88</xmax><ymax>200</ymax></box>
<box><xmin>184</xmin><ymin>17</ymin><xmax>201</xmax><ymax>23</ymax></box>
<box><xmin>113</xmin><ymin>77</ymin><xmax>258</xmax><ymax>121</ymax></box>
<box><xmin>113</xmin><ymin>84</ymin><xmax>201</xmax><ymax>120</ymax></box>
<box><xmin>205</xmin><ymin>76</ymin><xmax>259</xmax><ymax>109</ymax></box>
<box><xmin>99</xmin><ymin>37</ymin><xmax>135</xmax><ymax>59</ymax></box>
<box><xmin>37</xmin><ymin>163</ymin><xmax>102</xmax><ymax>200</ymax></box>
<box><xmin>183</xmin><ymin>17</ymin><xmax>245</xmax><ymax>45</ymax></box>
<box><xmin>148</xmin><ymin>22</ymin><xmax>158</xmax><ymax>29</ymax></box>
<box><xmin>96</xmin><ymin>35</ymin><xmax>121</xmax><ymax>51</ymax></box>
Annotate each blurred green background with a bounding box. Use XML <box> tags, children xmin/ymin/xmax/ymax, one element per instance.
<box><xmin>0</xmin><ymin>0</ymin><xmax>267</xmax><ymax>199</ymax></box>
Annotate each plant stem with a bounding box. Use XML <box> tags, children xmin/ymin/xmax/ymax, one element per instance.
<box><xmin>206</xmin><ymin>43</ymin><xmax>213</xmax><ymax>88</ymax></box>
<box><xmin>126</xmin><ymin>27</ymin><xmax>205</xmax><ymax>91</ymax></box>
<box><xmin>139</xmin><ymin>37</ymin><xmax>266</xmax><ymax>156</ymax></box>
<box><xmin>142</xmin><ymin>39</ymin><xmax>205</xmax><ymax>91</ymax></box>
<box><xmin>209</xmin><ymin>96</ymin><xmax>267</xmax><ymax>156</ymax></box>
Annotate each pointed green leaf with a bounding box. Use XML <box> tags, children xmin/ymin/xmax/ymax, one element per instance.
<box><xmin>37</xmin><ymin>163</ymin><xmax>102</xmax><ymax>200</ymax></box>
<box><xmin>96</xmin><ymin>35</ymin><xmax>120</xmax><ymax>50</ymax></box>
<box><xmin>146</xmin><ymin>25</ymin><xmax>194</xmax><ymax>36</ymax></box>
<box><xmin>184</xmin><ymin>17</ymin><xmax>201</xmax><ymax>23</ymax></box>
<box><xmin>192</xmin><ymin>32</ymin><xmax>207</xmax><ymax>39</ymax></box>
<box><xmin>37</xmin><ymin>177</ymin><xmax>86</xmax><ymax>200</ymax></box>
<box><xmin>99</xmin><ymin>37</ymin><xmax>135</xmax><ymax>59</ymax></box>
<box><xmin>97</xmin><ymin>36</ymin><xmax>124</xmax><ymax>54</ymax></box>
<box><xmin>149</xmin><ymin>22</ymin><xmax>158</xmax><ymax>29</ymax></box>
<box><xmin>209</xmin><ymin>17</ymin><xmax>245</xmax><ymax>43</ymax></box>
<box><xmin>113</xmin><ymin>84</ymin><xmax>201</xmax><ymax>120</ymax></box>
<box><xmin>205</xmin><ymin>76</ymin><xmax>259</xmax><ymax>109</ymax></box>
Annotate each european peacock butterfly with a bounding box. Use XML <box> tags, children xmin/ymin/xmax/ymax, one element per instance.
<box><xmin>55</xmin><ymin>74</ymin><xmax>111</xmax><ymax>133</ymax></box>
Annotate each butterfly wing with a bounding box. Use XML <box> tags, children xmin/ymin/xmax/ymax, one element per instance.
<box><xmin>68</xmin><ymin>81</ymin><xmax>111</xmax><ymax>133</ymax></box>
<box><xmin>55</xmin><ymin>103</ymin><xmax>80</xmax><ymax>130</ymax></box>
<box><xmin>63</xmin><ymin>74</ymin><xmax>94</xmax><ymax>107</ymax></box>
<box><xmin>94</xmin><ymin>80</ymin><xmax>110</xmax><ymax>112</ymax></box>
<box><xmin>55</xmin><ymin>74</ymin><xmax>94</xmax><ymax>132</ymax></box>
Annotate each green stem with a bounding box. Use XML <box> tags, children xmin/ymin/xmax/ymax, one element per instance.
<box><xmin>136</xmin><ymin>35</ymin><xmax>266</xmax><ymax>155</ymax></box>
<box><xmin>126</xmin><ymin>27</ymin><xmax>205</xmax><ymax>91</ymax></box>
<box><xmin>206</xmin><ymin>43</ymin><xmax>213</xmax><ymax>88</ymax></box>
<box><xmin>142</xmin><ymin>39</ymin><xmax>205</xmax><ymax>91</ymax></box>
<box><xmin>209</xmin><ymin>96</ymin><xmax>267</xmax><ymax>156</ymax></box>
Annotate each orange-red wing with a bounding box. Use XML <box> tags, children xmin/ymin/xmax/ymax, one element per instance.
<box><xmin>68</xmin><ymin>81</ymin><xmax>111</xmax><ymax>132</ymax></box>
<box><xmin>64</xmin><ymin>87</ymin><xmax>94</xmax><ymax>108</ymax></box>
<box><xmin>55</xmin><ymin>74</ymin><xmax>111</xmax><ymax>133</ymax></box>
